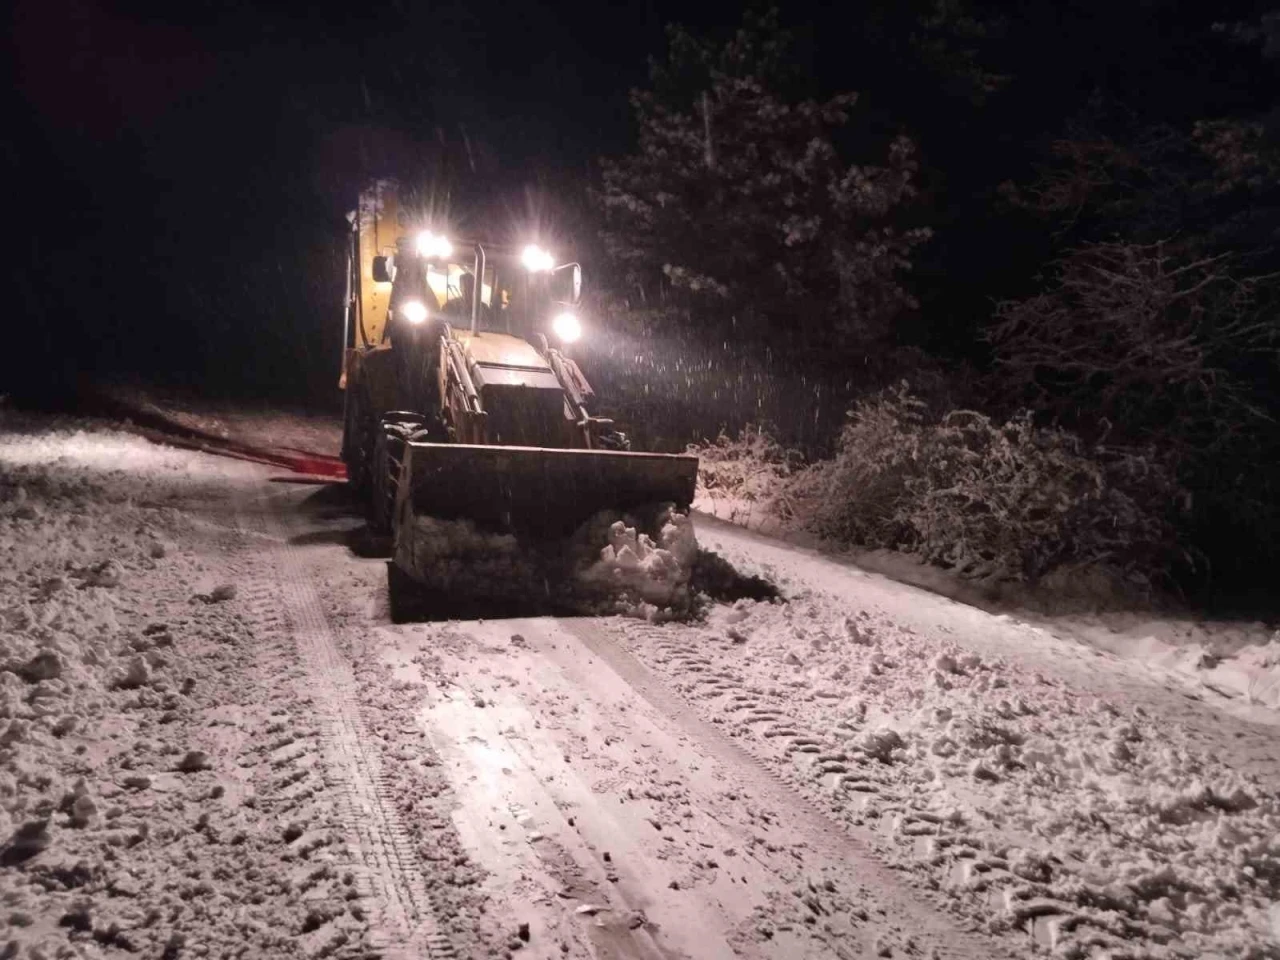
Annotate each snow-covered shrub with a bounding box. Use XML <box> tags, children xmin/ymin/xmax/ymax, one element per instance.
<box><xmin>996</xmin><ymin>114</ymin><xmax>1280</xmax><ymax>595</ymax></box>
<box><xmin>786</xmin><ymin>384</ymin><xmax>928</xmax><ymax>546</ymax></box>
<box><xmin>988</xmin><ymin>240</ymin><xmax>1278</xmax><ymax>462</ymax></box>
<box><xmin>789</xmin><ymin>385</ymin><xmax>1182</xmax><ymax>583</ymax></box>
<box><xmin>900</xmin><ymin>410</ymin><xmax>1181</xmax><ymax>580</ymax></box>
<box><xmin>689</xmin><ymin>424</ymin><xmax>803</xmax><ymax>517</ymax></box>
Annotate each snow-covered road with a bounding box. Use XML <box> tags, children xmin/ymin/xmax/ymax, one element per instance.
<box><xmin>2</xmin><ymin>416</ymin><xmax>1277</xmax><ymax>960</ymax></box>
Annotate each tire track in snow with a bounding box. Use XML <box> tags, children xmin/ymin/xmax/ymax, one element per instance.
<box><xmin>234</xmin><ymin>493</ymin><xmax>461</xmax><ymax>960</ymax></box>
<box><xmin>605</xmin><ymin>611</ymin><xmax>1280</xmax><ymax>958</ymax></box>
<box><xmin>619</xmin><ymin>619</ymin><xmax>1073</xmax><ymax>949</ymax></box>
<box><xmin>563</xmin><ymin>617</ymin><xmax>1017</xmax><ymax>960</ymax></box>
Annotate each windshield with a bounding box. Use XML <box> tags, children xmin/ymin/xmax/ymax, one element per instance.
<box><xmin>420</xmin><ymin>252</ymin><xmax>570</xmax><ymax>340</ymax></box>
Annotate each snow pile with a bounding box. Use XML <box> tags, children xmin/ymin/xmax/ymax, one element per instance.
<box><xmin>571</xmin><ymin>506</ymin><xmax>778</xmax><ymax>618</ymax></box>
<box><xmin>1087</xmin><ymin>622</ymin><xmax>1280</xmax><ymax>711</ymax></box>
<box><xmin>396</xmin><ymin>503</ymin><xmax>711</xmax><ymax>620</ymax></box>
<box><xmin>577</xmin><ymin>509</ymin><xmax>698</xmax><ymax>618</ymax></box>
<box><xmin>1229</xmin><ymin>633</ymin><xmax>1280</xmax><ymax>707</ymax></box>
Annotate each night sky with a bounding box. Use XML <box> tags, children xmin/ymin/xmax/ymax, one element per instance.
<box><xmin>6</xmin><ymin>0</ymin><xmax>1274</xmax><ymax>404</ymax></box>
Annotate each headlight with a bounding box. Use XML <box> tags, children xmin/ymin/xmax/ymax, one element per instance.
<box><xmin>521</xmin><ymin>244</ymin><xmax>554</xmax><ymax>273</ymax></box>
<box><xmin>552</xmin><ymin>311</ymin><xmax>581</xmax><ymax>343</ymax></box>
<box><xmin>400</xmin><ymin>300</ymin><xmax>428</xmax><ymax>325</ymax></box>
<box><xmin>416</xmin><ymin>231</ymin><xmax>453</xmax><ymax>259</ymax></box>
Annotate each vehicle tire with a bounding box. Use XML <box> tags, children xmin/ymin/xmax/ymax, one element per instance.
<box><xmin>370</xmin><ymin>414</ymin><xmax>433</xmax><ymax>536</ymax></box>
<box><xmin>343</xmin><ymin>386</ymin><xmax>377</xmax><ymax>499</ymax></box>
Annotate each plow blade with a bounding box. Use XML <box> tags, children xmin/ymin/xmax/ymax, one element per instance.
<box><xmin>398</xmin><ymin>442</ymin><xmax>699</xmax><ymax>539</ymax></box>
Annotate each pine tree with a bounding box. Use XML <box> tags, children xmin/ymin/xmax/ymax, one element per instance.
<box><xmin>598</xmin><ymin>7</ymin><xmax>930</xmax><ymax>352</ymax></box>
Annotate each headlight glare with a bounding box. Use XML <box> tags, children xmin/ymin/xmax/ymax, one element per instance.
<box><xmin>552</xmin><ymin>311</ymin><xmax>581</xmax><ymax>343</ymax></box>
<box><xmin>522</xmin><ymin>244</ymin><xmax>555</xmax><ymax>273</ymax></box>
<box><xmin>400</xmin><ymin>300</ymin><xmax>428</xmax><ymax>325</ymax></box>
<box><xmin>416</xmin><ymin>232</ymin><xmax>453</xmax><ymax>259</ymax></box>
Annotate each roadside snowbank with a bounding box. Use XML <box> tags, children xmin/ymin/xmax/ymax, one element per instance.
<box><xmin>695</xmin><ymin>495</ymin><xmax>1280</xmax><ymax>715</ymax></box>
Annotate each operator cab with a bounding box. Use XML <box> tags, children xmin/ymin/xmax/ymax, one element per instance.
<box><xmin>389</xmin><ymin>237</ymin><xmax>583</xmax><ymax>350</ymax></box>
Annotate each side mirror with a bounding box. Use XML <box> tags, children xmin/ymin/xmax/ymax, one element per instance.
<box><xmin>551</xmin><ymin>262</ymin><xmax>582</xmax><ymax>305</ymax></box>
<box><xmin>372</xmin><ymin>256</ymin><xmax>392</xmax><ymax>284</ymax></box>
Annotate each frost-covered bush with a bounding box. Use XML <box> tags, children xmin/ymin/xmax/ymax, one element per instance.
<box><xmin>996</xmin><ymin>113</ymin><xmax>1280</xmax><ymax>595</ymax></box>
<box><xmin>786</xmin><ymin>385</ymin><xmax>928</xmax><ymax>547</ymax></box>
<box><xmin>789</xmin><ymin>385</ymin><xmax>1182</xmax><ymax>583</ymax></box>
<box><xmin>988</xmin><ymin>240</ymin><xmax>1278</xmax><ymax>461</ymax></box>
<box><xmin>690</xmin><ymin>424</ymin><xmax>803</xmax><ymax>514</ymax></box>
<box><xmin>901</xmin><ymin>411</ymin><xmax>1181</xmax><ymax>580</ymax></box>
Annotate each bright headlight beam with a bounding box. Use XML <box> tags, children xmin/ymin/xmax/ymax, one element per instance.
<box><xmin>416</xmin><ymin>232</ymin><xmax>453</xmax><ymax>259</ymax></box>
<box><xmin>400</xmin><ymin>300</ymin><xmax>428</xmax><ymax>325</ymax></box>
<box><xmin>552</xmin><ymin>311</ymin><xmax>581</xmax><ymax>343</ymax></box>
<box><xmin>522</xmin><ymin>244</ymin><xmax>555</xmax><ymax>273</ymax></box>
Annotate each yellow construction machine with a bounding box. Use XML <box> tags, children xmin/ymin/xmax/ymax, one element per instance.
<box><xmin>339</xmin><ymin>182</ymin><xmax>698</xmax><ymax>593</ymax></box>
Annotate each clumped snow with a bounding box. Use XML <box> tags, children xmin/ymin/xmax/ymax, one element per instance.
<box><xmin>396</xmin><ymin>513</ymin><xmax>546</xmax><ymax>603</ymax></box>
<box><xmin>1068</xmin><ymin>621</ymin><xmax>1280</xmax><ymax>711</ymax></box>
<box><xmin>576</xmin><ymin>508</ymin><xmax>698</xmax><ymax>618</ymax></box>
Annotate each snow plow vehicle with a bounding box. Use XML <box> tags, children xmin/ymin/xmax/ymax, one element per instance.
<box><xmin>339</xmin><ymin>182</ymin><xmax>698</xmax><ymax>596</ymax></box>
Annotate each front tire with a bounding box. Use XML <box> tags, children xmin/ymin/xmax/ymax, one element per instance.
<box><xmin>369</xmin><ymin>414</ymin><xmax>434</xmax><ymax>536</ymax></box>
<box><xmin>343</xmin><ymin>385</ymin><xmax>378</xmax><ymax>499</ymax></box>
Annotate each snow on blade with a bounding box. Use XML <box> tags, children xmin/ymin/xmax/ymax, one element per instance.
<box><xmin>397</xmin><ymin>515</ymin><xmax>546</xmax><ymax>605</ymax></box>
<box><xmin>577</xmin><ymin>508</ymin><xmax>698</xmax><ymax>619</ymax></box>
<box><xmin>397</xmin><ymin>504</ymin><xmax>713</xmax><ymax>620</ymax></box>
